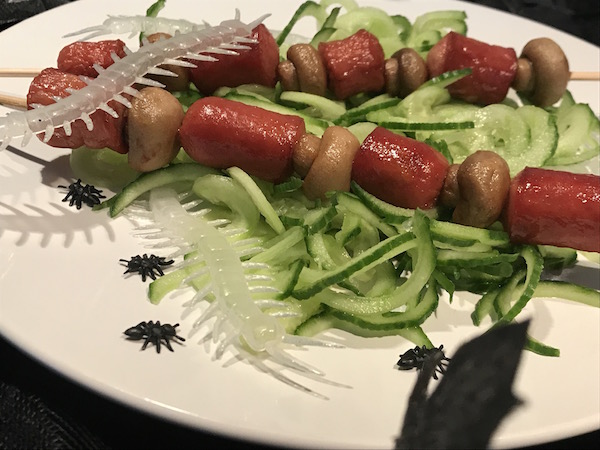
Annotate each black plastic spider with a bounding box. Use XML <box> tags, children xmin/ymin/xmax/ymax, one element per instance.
<box><xmin>124</xmin><ymin>321</ymin><xmax>185</xmax><ymax>353</ymax></box>
<box><xmin>396</xmin><ymin>345</ymin><xmax>451</xmax><ymax>380</ymax></box>
<box><xmin>119</xmin><ymin>254</ymin><xmax>174</xmax><ymax>282</ymax></box>
<box><xmin>58</xmin><ymin>179</ymin><xmax>106</xmax><ymax>209</ymax></box>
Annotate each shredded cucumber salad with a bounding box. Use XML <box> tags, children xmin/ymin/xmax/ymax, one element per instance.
<box><xmin>73</xmin><ymin>0</ymin><xmax>599</xmax><ymax>357</ymax></box>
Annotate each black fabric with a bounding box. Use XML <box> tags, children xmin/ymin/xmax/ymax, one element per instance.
<box><xmin>0</xmin><ymin>1</ymin><xmax>598</xmax><ymax>449</ymax></box>
<box><xmin>0</xmin><ymin>1</ymin><xmax>73</xmax><ymax>30</ymax></box>
<box><xmin>467</xmin><ymin>0</ymin><xmax>599</xmax><ymax>46</ymax></box>
<box><xmin>0</xmin><ymin>383</ymin><xmax>108</xmax><ymax>450</ymax></box>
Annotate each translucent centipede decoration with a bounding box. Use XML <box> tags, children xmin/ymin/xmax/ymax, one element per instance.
<box><xmin>63</xmin><ymin>15</ymin><xmax>206</xmax><ymax>40</ymax></box>
<box><xmin>0</xmin><ymin>12</ymin><xmax>265</xmax><ymax>151</ymax></box>
<box><xmin>125</xmin><ymin>187</ymin><xmax>347</xmax><ymax>398</ymax></box>
<box><xmin>0</xmin><ymin>12</ymin><xmax>348</xmax><ymax>397</ymax></box>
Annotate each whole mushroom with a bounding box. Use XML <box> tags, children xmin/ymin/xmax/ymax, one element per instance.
<box><xmin>126</xmin><ymin>87</ymin><xmax>185</xmax><ymax>172</ymax></box>
<box><xmin>515</xmin><ymin>38</ymin><xmax>570</xmax><ymax>107</ymax></box>
<box><xmin>450</xmin><ymin>151</ymin><xmax>511</xmax><ymax>229</ymax></box>
<box><xmin>385</xmin><ymin>48</ymin><xmax>429</xmax><ymax>98</ymax></box>
<box><xmin>302</xmin><ymin>126</ymin><xmax>360</xmax><ymax>201</ymax></box>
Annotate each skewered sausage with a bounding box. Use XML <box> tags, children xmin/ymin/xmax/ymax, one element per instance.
<box><xmin>179</xmin><ymin>96</ymin><xmax>305</xmax><ymax>183</ymax></box>
<box><xmin>187</xmin><ymin>24</ymin><xmax>280</xmax><ymax>95</ymax></box>
<box><xmin>27</xmin><ymin>68</ymin><xmax>128</xmax><ymax>153</ymax></box>
<box><xmin>57</xmin><ymin>39</ymin><xmax>127</xmax><ymax>78</ymax></box>
<box><xmin>426</xmin><ymin>32</ymin><xmax>518</xmax><ymax>105</ymax></box>
<box><xmin>351</xmin><ymin>126</ymin><xmax>450</xmax><ymax>209</ymax></box>
<box><xmin>504</xmin><ymin>167</ymin><xmax>600</xmax><ymax>252</ymax></box>
<box><xmin>318</xmin><ymin>29</ymin><xmax>386</xmax><ymax>100</ymax></box>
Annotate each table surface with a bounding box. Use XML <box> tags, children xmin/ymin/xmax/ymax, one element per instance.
<box><xmin>0</xmin><ymin>1</ymin><xmax>599</xmax><ymax>449</ymax></box>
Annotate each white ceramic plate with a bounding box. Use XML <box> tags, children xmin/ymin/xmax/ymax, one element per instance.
<box><xmin>0</xmin><ymin>1</ymin><xmax>598</xmax><ymax>448</ymax></box>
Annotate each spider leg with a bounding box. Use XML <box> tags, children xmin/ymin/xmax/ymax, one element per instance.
<box><xmin>141</xmin><ymin>335</ymin><xmax>151</xmax><ymax>350</ymax></box>
<box><xmin>163</xmin><ymin>337</ymin><xmax>174</xmax><ymax>352</ymax></box>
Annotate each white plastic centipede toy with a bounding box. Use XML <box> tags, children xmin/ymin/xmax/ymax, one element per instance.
<box><xmin>0</xmin><ymin>12</ymin><xmax>264</xmax><ymax>151</ymax></box>
<box><xmin>63</xmin><ymin>15</ymin><xmax>206</xmax><ymax>40</ymax></box>
<box><xmin>1</xmin><ymin>12</ymin><xmax>345</xmax><ymax>397</ymax></box>
<box><xmin>124</xmin><ymin>187</ymin><xmax>346</xmax><ymax>398</ymax></box>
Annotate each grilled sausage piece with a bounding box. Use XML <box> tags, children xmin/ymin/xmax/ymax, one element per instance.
<box><xmin>179</xmin><ymin>96</ymin><xmax>306</xmax><ymax>183</ymax></box>
<box><xmin>427</xmin><ymin>31</ymin><xmax>518</xmax><ymax>105</ymax></box>
<box><xmin>504</xmin><ymin>167</ymin><xmax>600</xmax><ymax>252</ymax></box>
<box><xmin>352</xmin><ymin>126</ymin><xmax>449</xmax><ymax>209</ymax></box>
<box><xmin>27</xmin><ymin>68</ymin><xmax>128</xmax><ymax>153</ymax></box>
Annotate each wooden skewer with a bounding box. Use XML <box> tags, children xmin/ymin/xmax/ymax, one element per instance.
<box><xmin>0</xmin><ymin>70</ymin><xmax>597</xmax><ymax>109</ymax></box>
<box><xmin>0</xmin><ymin>67</ymin><xmax>598</xmax><ymax>79</ymax></box>
<box><xmin>0</xmin><ymin>93</ymin><xmax>27</xmax><ymax>109</ymax></box>
<box><xmin>570</xmin><ymin>71</ymin><xmax>600</xmax><ymax>81</ymax></box>
<box><xmin>0</xmin><ymin>68</ymin><xmax>43</xmax><ymax>77</ymax></box>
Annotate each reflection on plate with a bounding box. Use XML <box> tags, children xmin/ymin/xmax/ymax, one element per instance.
<box><xmin>0</xmin><ymin>1</ymin><xmax>598</xmax><ymax>449</ymax></box>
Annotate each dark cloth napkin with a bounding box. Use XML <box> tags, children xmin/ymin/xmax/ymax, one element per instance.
<box><xmin>0</xmin><ymin>1</ymin><xmax>598</xmax><ymax>449</ymax></box>
<box><xmin>0</xmin><ymin>0</ymin><xmax>73</xmax><ymax>30</ymax></box>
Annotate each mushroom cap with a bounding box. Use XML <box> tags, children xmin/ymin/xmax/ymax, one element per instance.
<box><xmin>520</xmin><ymin>37</ymin><xmax>569</xmax><ymax>107</ymax></box>
<box><xmin>286</xmin><ymin>44</ymin><xmax>327</xmax><ymax>97</ymax></box>
<box><xmin>391</xmin><ymin>48</ymin><xmax>429</xmax><ymax>98</ymax></box>
<box><xmin>302</xmin><ymin>126</ymin><xmax>360</xmax><ymax>201</ymax></box>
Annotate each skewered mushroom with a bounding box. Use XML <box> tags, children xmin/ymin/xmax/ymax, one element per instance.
<box><xmin>302</xmin><ymin>126</ymin><xmax>360</xmax><ymax>200</ymax></box>
<box><xmin>514</xmin><ymin>37</ymin><xmax>570</xmax><ymax>107</ymax></box>
<box><xmin>126</xmin><ymin>87</ymin><xmax>185</xmax><ymax>172</ymax></box>
<box><xmin>385</xmin><ymin>48</ymin><xmax>429</xmax><ymax>98</ymax></box>
<box><xmin>450</xmin><ymin>151</ymin><xmax>511</xmax><ymax>228</ymax></box>
<box><xmin>285</xmin><ymin>44</ymin><xmax>328</xmax><ymax>96</ymax></box>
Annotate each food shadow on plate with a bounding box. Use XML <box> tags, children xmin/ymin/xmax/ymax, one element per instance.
<box><xmin>0</xmin><ymin>144</ymin><xmax>119</xmax><ymax>247</ymax></box>
<box><xmin>546</xmin><ymin>263</ymin><xmax>600</xmax><ymax>291</ymax></box>
<box><xmin>0</xmin><ymin>199</ymin><xmax>116</xmax><ymax>248</ymax></box>
<box><xmin>2</xmin><ymin>144</ymin><xmax>74</xmax><ymax>191</ymax></box>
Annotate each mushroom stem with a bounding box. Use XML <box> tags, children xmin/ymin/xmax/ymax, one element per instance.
<box><xmin>302</xmin><ymin>126</ymin><xmax>360</xmax><ymax>201</ymax></box>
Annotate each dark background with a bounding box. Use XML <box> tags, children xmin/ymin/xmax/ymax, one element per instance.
<box><xmin>1</xmin><ymin>0</ymin><xmax>599</xmax><ymax>449</ymax></box>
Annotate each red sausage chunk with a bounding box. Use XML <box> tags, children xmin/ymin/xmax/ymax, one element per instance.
<box><xmin>351</xmin><ymin>127</ymin><xmax>449</xmax><ymax>209</ymax></box>
<box><xmin>179</xmin><ymin>96</ymin><xmax>306</xmax><ymax>183</ymax></box>
<box><xmin>57</xmin><ymin>39</ymin><xmax>127</xmax><ymax>78</ymax></box>
<box><xmin>427</xmin><ymin>31</ymin><xmax>517</xmax><ymax>105</ymax></box>
<box><xmin>505</xmin><ymin>167</ymin><xmax>600</xmax><ymax>252</ymax></box>
<box><xmin>27</xmin><ymin>68</ymin><xmax>128</xmax><ymax>153</ymax></box>
<box><xmin>188</xmin><ymin>25</ymin><xmax>279</xmax><ymax>95</ymax></box>
<box><xmin>318</xmin><ymin>29</ymin><xmax>385</xmax><ymax>100</ymax></box>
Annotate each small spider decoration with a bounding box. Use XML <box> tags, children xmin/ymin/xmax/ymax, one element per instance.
<box><xmin>119</xmin><ymin>253</ymin><xmax>174</xmax><ymax>282</ymax></box>
<box><xmin>396</xmin><ymin>345</ymin><xmax>451</xmax><ymax>380</ymax></box>
<box><xmin>124</xmin><ymin>320</ymin><xmax>185</xmax><ymax>353</ymax></box>
<box><xmin>58</xmin><ymin>179</ymin><xmax>106</xmax><ymax>209</ymax></box>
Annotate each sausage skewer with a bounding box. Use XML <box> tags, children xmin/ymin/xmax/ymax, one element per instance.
<box><xmin>280</xmin><ymin>30</ymin><xmax>599</xmax><ymax>106</ymax></box>
<box><xmin>5</xmin><ymin>63</ymin><xmax>600</xmax><ymax>253</ymax></box>
<box><xmin>1</xmin><ymin>67</ymin><xmax>598</xmax><ymax>110</ymax></box>
<box><xmin>1</xmin><ymin>68</ymin><xmax>598</xmax><ymax>80</ymax></box>
<box><xmin>2</xmin><ymin>25</ymin><xmax>598</xmax><ymax>252</ymax></box>
<box><xmin>180</xmin><ymin>98</ymin><xmax>600</xmax><ymax>253</ymax></box>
